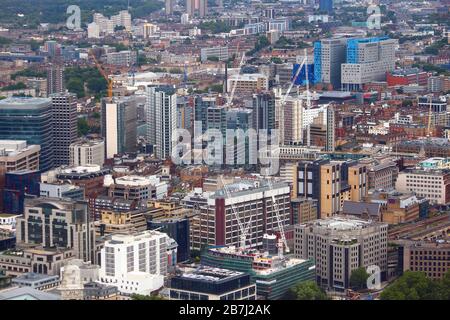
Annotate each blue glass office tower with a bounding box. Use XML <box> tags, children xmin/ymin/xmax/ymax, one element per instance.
<box><xmin>0</xmin><ymin>97</ymin><xmax>54</xmax><ymax>171</ymax></box>
<box><xmin>3</xmin><ymin>170</ymin><xmax>41</xmax><ymax>214</ymax></box>
<box><xmin>319</xmin><ymin>0</ymin><xmax>333</xmax><ymax>14</ymax></box>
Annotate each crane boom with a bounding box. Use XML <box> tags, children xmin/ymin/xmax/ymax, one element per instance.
<box><xmin>266</xmin><ymin>179</ymin><xmax>289</xmax><ymax>256</ymax></box>
<box><xmin>220</xmin><ymin>176</ymin><xmax>252</xmax><ymax>249</ymax></box>
<box><xmin>90</xmin><ymin>50</ymin><xmax>113</xmax><ymax>99</ymax></box>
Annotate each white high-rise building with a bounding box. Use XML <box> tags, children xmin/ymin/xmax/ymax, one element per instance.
<box><xmin>341</xmin><ymin>37</ymin><xmax>398</xmax><ymax>91</ymax></box>
<box><xmin>145</xmin><ymin>85</ymin><xmax>177</xmax><ymax>159</ymax></box>
<box><xmin>87</xmin><ymin>22</ymin><xmax>100</xmax><ymax>39</ymax></box>
<box><xmin>143</xmin><ymin>23</ymin><xmax>159</xmax><ymax>38</ymax></box>
<box><xmin>93</xmin><ymin>13</ymin><xmax>114</xmax><ymax>35</ymax></box>
<box><xmin>98</xmin><ymin>230</ymin><xmax>172</xmax><ymax>295</ymax></box>
<box><xmin>69</xmin><ymin>138</ymin><xmax>105</xmax><ymax>167</ymax></box>
<box><xmin>181</xmin><ymin>13</ymin><xmax>190</xmax><ymax>24</ymax></box>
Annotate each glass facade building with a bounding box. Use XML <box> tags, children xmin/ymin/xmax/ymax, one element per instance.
<box><xmin>149</xmin><ymin>218</ymin><xmax>190</xmax><ymax>263</ymax></box>
<box><xmin>0</xmin><ymin>97</ymin><xmax>54</xmax><ymax>171</ymax></box>
<box><xmin>3</xmin><ymin>170</ymin><xmax>41</xmax><ymax>214</ymax></box>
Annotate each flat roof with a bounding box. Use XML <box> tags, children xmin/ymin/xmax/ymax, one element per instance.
<box><xmin>0</xmin><ymin>97</ymin><xmax>51</xmax><ymax>109</ymax></box>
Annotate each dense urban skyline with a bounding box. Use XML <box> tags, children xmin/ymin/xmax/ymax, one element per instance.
<box><xmin>0</xmin><ymin>0</ymin><xmax>449</xmax><ymax>304</ymax></box>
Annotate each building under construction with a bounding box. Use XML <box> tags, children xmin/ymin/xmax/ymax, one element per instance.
<box><xmin>201</xmin><ymin>245</ymin><xmax>315</xmax><ymax>300</ymax></box>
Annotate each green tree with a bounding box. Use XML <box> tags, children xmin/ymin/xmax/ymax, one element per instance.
<box><xmin>130</xmin><ymin>294</ymin><xmax>166</xmax><ymax>300</ymax></box>
<box><xmin>86</xmin><ymin>77</ymin><xmax>107</xmax><ymax>94</ymax></box>
<box><xmin>270</xmin><ymin>57</ymin><xmax>283</xmax><ymax>64</ymax></box>
<box><xmin>402</xmin><ymin>100</ymin><xmax>413</xmax><ymax>108</ymax></box>
<box><xmin>289</xmin><ymin>281</ymin><xmax>328</xmax><ymax>300</ymax></box>
<box><xmin>350</xmin><ymin>267</ymin><xmax>370</xmax><ymax>290</ymax></box>
<box><xmin>67</xmin><ymin>78</ymin><xmax>85</xmax><ymax>98</ymax></box>
<box><xmin>1</xmin><ymin>82</ymin><xmax>27</xmax><ymax>91</ymax></box>
<box><xmin>380</xmin><ymin>271</ymin><xmax>441</xmax><ymax>300</ymax></box>
<box><xmin>77</xmin><ymin>118</ymin><xmax>89</xmax><ymax>136</ymax></box>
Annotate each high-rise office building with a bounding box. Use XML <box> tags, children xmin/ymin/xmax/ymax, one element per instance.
<box><xmin>16</xmin><ymin>197</ymin><xmax>96</xmax><ymax>263</ymax></box>
<box><xmin>186</xmin><ymin>0</ymin><xmax>195</xmax><ymax>16</ymax></box>
<box><xmin>319</xmin><ymin>0</ymin><xmax>333</xmax><ymax>14</ymax></box>
<box><xmin>341</xmin><ymin>37</ymin><xmax>398</xmax><ymax>90</ymax></box>
<box><xmin>101</xmin><ymin>96</ymin><xmax>137</xmax><ymax>159</ymax></box>
<box><xmin>0</xmin><ymin>97</ymin><xmax>54</xmax><ymax>171</ymax></box>
<box><xmin>69</xmin><ymin>138</ymin><xmax>105</xmax><ymax>167</ymax></box>
<box><xmin>294</xmin><ymin>217</ymin><xmax>388</xmax><ymax>291</ymax></box>
<box><xmin>190</xmin><ymin>180</ymin><xmax>291</xmax><ymax>250</ymax></box>
<box><xmin>98</xmin><ymin>230</ymin><xmax>172</xmax><ymax>295</ymax></box>
<box><xmin>199</xmin><ymin>0</ymin><xmax>208</xmax><ymax>17</ymax></box>
<box><xmin>165</xmin><ymin>0</ymin><xmax>174</xmax><ymax>15</ymax></box>
<box><xmin>252</xmin><ymin>92</ymin><xmax>276</xmax><ymax>134</ymax></box>
<box><xmin>145</xmin><ymin>85</ymin><xmax>177</xmax><ymax>159</ymax></box>
<box><xmin>47</xmin><ymin>65</ymin><xmax>64</xmax><ymax>96</ymax></box>
<box><xmin>50</xmin><ymin>93</ymin><xmax>78</xmax><ymax>166</ymax></box>
<box><xmin>313</xmin><ymin>38</ymin><xmax>347</xmax><ymax>89</ymax></box>
<box><xmin>194</xmin><ymin>95</ymin><xmax>216</xmax><ymax>134</ymax></box>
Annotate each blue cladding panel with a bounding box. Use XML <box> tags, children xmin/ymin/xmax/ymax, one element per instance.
<box><xmin>313</xmin><ymin>41</ymin><xmax>322</xmax><ymax>83</ymax></box>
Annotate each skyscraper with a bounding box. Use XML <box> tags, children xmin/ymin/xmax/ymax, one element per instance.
<box><xmin>146</xmin><ymin>85</ymin><xmax>177</xmax><ymax>159</ymax></box>
<box><xmin>341</xmin><ymin>37</ymin><xmax>398</xmax><ymax>91</ymax></box>
<box><xmin>101</xmin><ymin>96</ymin><xmax>137</xmax><ymax>159</ymax></box>
<box><xmin>314</xmin><ymin>38</ymin><xmax>347</xmax><ymax>89</ymax></box>
<box><xmin>47</xmin><ymin>64</ymin><xmax>64</xmax><ymax>96</ymax></box>
<box><xmin>252</xmin><ymin>92</ymin><xmax>276</xmax><ymax>134</ymax></box>
<box><xmin>319</xmin><ymin>0</ymin><xmax>333</xmax><ymax>14</ymax></box>
<box><xmin>326</xmin><ymin>104</ymin><xmax>335</xmax><ymax>152</ymax></box>
<box><xmin>199</xmin><ymin>0</ymin><xmax>208</xmax><ymax>17</ymax></box>
<box><xmin>186</xmin><ymin>0</ymin><xmax>195</xmax><ymax>16</ymax></box>
<box><xmin>50</xmin><ymin>93</ymin><xmax>78</xmax><ymax>166</ymax></box>
<box><xmin>165</xmin><ymin>0</ymin><xmax>174</xmax><ymax>15</ymax></box>
<box><xmin>0</xmin><ymin>97</ymin><xmax>54</xmax><ymax>171</ymax></box>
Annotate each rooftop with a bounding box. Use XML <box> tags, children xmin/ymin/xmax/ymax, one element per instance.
<box><xmin>177</xmin><ymin>266</ymin><xmax>244</xmax><ymax>283</ymax></box>
<box><xmin>0</xmin><ymin>97</ymin><xmax>51</xmax><ymax>109</ymax></box>
<box><xmin>0</xmin><ymin>286</ymin><xmax>60</xmax><ymax>300</ymax></box>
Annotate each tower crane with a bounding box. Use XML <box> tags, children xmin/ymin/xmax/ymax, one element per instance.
<box><xmin>89</xmin><ymin>49</ymin><xmax>113</xmax><ymax>99</ymax></box>
<box><xmin>304</xmin><ymin>49</ymin><xmax>312</xmax><ymax>147</ymax></box>
<box><xmin>219</xmin><ymin>176</ymin><xmax>253</xmax><ymax>249</ymax></box>
<box><xmin>225</xmin><ymin>51</ymin><xmax>246</xmax><ymax>109</ymax></box>
<box><xmin>277</xmin><ymin>54</ymin><xmax>308</xmax><ymax>145</ymax></box>
<box><xmin>265</xmin><ymin>179</ymin><xmax>289</xmax><ymax>258</ymax></box>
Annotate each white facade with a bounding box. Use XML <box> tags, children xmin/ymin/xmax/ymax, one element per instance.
<box><xmin>395</xmin><ymin>169</ymin><xmax>449</xmax><ymax>205</ymax></box>
<box><xmin>341</xmin><ymin>39</ymin><xmax>398</xmax><ymax>90</ymax></box>
<box><xmin>145</xmin><ymin>86</ymin><xmax>177</xmax><ymax>159</ymax></box>
<box><xmin>70</xmin><ymin>139</ymin><xmax>105</xmax><ymax>166</ymax></box>
<box><xmin>181</xmin><ymin>13</ymin><xmax>190</xmax><ymax>24</ymax></box>
<box><xmin>200</xmin><ymin>46</ymin><xmax>229</xmax><ymax>62</ymax></box>
<box><xmin>104</xmin><ymin>102</ymin><xmax>118</xmax><ymax>159</ymax></box>
<box><xmin>98</xmin><ymin>230</ymin><xmax>171</xmax><ymax>295</ymax></box>
<box><xmin>143</xmin><ymin>23</ymin><xmax>160</xmax><ymax>38</ymax></box>
<box><xmin>87</xmin><ymin>22</ymin><xmax>100</xmax><ymax>39</ymax></box>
